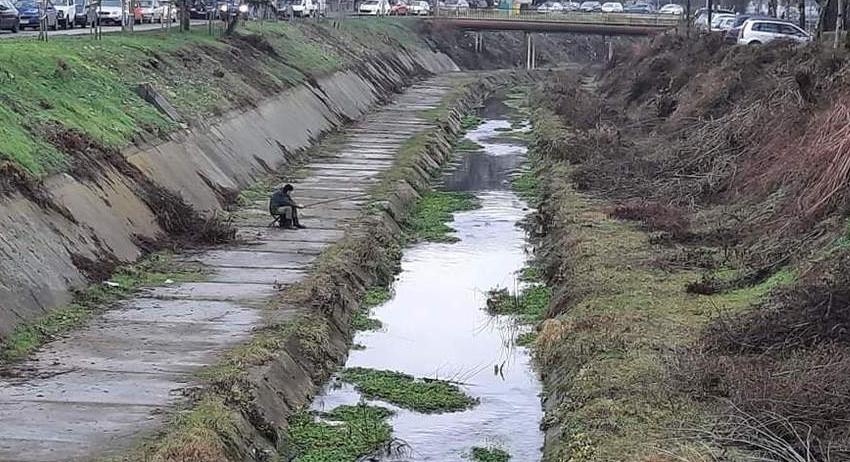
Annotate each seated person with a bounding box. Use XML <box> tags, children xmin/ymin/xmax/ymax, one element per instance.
<box><xmin>269</xmin><ymin>184</ymin><xmax>306</xmax><ymax>229</ymax></box>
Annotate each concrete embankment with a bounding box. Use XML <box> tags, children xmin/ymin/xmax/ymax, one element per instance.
<box><xmin>0</xmin><ymin>70</ymin><xmax>517</xmax><ymax>461</ymax></box>
<box><xmin>0</xmin><ymin>45</ymin><xmax>455</xmax><ymax>339</ymax></box>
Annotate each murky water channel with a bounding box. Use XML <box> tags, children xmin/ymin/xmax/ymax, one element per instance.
<box><xmin>312</xmin><ymin>98</ymin><xmax>543</xmax><ymax>461</ymax></box>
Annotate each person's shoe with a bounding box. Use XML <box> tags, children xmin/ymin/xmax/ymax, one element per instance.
<box><xmin>294</xmin><ymin>222</ymin><xmax>307</xmax><ymax>229</ymax></box>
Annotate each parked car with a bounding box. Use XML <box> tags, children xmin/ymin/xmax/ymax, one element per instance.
<box><xmin>359</xmin><ymin>0</ymin><xmax>389</xmax><ymax>14</ymax></box>
<box><xmin>657</xmin><ymin>3</ymin><xmax>682</xmax><ymax>14</ymax></box>
<box><xmin>441</xmin><ymin>0</ymin><xmax>469</xmax><ymax>12</ymax></box>
<box><xmin>693</xmin><ymin>7</ymin><xmax>733</xmax><ymax>29</ymax></box>
<box><xmin>623</xmin><ymin>2</ymin><xmax>652</xmax><ymax>13</ymax></box>
<box><xmin>737</xmin><ymin>18</ymin><xmax>811</xmax><ymax>44</ymax></box>
<box><xmin>74</xmin><ymin>0</ymin><xmax>94</xmax><ymax>25</ymax></box>
<box><xmin>52</xmin><ymin>0</ymin><xmax>74</xmax><ymax>27</ymax></box>
<box><xmin>724</xmin><ymin>14</ymin><xmax>779</xmax><ymax>42</ymax></box>
<box><xmin>155</xmin><ymin>0</ymin><xmax>176</xmax><ymax>21</ymax></box>
<box><xmin>389</xmin><ymin>0</ymin><xmax>407</xmax><ymax>14</ymax></box>
<box><xmin>561</xmin><ymin>0</ymin><xmax>578</xmax><ymax>9</ymax></box>
<box><xmin>0</xmin><ymin>0</ymin><xmax>20</xmax><ymax>31</ymax></box>
<box><xmin>96</xmin><ymin>0</ymin><xmax>125</xmax><ymax>24</ymax></box>
<box><xmin>709</xmin><ymin>12</ymin><xmax>734</xmax><ymax>30</ymax></box>
<box><xmin>579</xmin><ymin>0</ymin><xmax>600</xmax><ymax>11</ymax></box>
<box><xmin>408</xmin><ymin>0</ymin><xmax>429</xmax><ymax>13</ymax></box>
<box><xmin>600</xmin><ymin>1</ymin><xmax>621</xmax><ymax>11</ymax></box>
<box><xmin>537</xmin><ymin>1</ymin><xmax>563</xmax><ymax>12</ymax></box>
<box><xmin>17</xmin><ymin>0</ymin><xmax>58</xmax><ymax>29</ymax></box>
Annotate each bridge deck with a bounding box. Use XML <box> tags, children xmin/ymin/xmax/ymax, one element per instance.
<box><xmin>429</xmin><ymin>10</ymin><xmax>682</xmax><ymax>34</ymax></box>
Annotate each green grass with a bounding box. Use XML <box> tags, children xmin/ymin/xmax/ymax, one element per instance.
<box><xmin>287</xmin><ymin>404</ymin><xmax>394</xmax><ymax>462</ymax></box>
<box><xmin>0</xmin><ymin>20</ymin><xmax>428</xmax><ymax>176</ymax></box>
<box><xmin>471</xmin><ymin>446</ymin><xmax>511</xmax><ymax>462</ymax></box>
<box><xmin>351</xmin><ymin>286</ymin><xmax>393</xmax><ymax>332</ymax></box>
<box><xmin>340</xmin><ymin>367</ymin><xmax>479</xmax><ymax>413</ymax></box>
<box><xmin>460</xmin><ymin>114</ymin><xmax>483</xmax><ymax>130</ymax></box>
<box><xmin>485</xmin><ymin>284</ymin><xmax>550</xmax><ymax>323</ymax></box>
<box><xmin>405</xmin><ymin>191</ymin><xmax>481</xmax><ymax>243</ymax></box>
<box><xmin>0</xmin><ymin>252</ymin><xmax>205</xmax><ymax>362</ymax></box>
<box><xmin>511</xmin><ymin>167</ymin><xmax>541</xmax><ymax>206</ymax></box>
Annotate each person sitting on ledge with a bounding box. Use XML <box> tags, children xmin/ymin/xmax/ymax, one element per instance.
<box><xmin>269</xmin><ymin>184</ymin><xmax>306</xmax><ymax>229</ymax></box>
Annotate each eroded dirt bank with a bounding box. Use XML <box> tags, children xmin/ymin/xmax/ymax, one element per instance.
<box><xmin>526</xmin><ymin>37</ymin><xmax>850</xmax><ymax>461</ymax></box>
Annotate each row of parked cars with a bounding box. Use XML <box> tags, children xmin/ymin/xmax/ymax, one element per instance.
<box><xmin>357</xmin><ymin>0</ymin><xmax>430</xmax><ymax>15</ymax></box>
<box><xmin>535</xmin><ymin>1</ymin><xmax>683</xmax><ymax>13</ymax></box>
<box><xmin>0</xmin><ymin>0</ymin><xmax>177</xmax><ymax>32</ymax></box>
<box><xmin>695</xmin><ymin>9</ymin><xmax>811</xmax><ymax>44</ymax></box>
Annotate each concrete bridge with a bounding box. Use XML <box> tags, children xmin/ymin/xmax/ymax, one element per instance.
<box><xmin>427</xmin><ymin>10</ymin><xmax>682</xmax><ymax>68</ymax></box>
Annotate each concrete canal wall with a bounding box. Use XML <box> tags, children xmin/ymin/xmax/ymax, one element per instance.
<box><xmin>0</xmin><ymin>48</ymin><xmax>457</xmax><ymax>339</ymax></box>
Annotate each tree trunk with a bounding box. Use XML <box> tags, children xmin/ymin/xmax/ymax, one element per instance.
<box><xmin>799</xmin><ymin>0</ymin><xmax>806</xmax><ymax>28</ymax></box>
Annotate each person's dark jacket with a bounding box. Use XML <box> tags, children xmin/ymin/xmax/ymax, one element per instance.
<box><xmin>269</xmin><ymin>190</ymin><xmax>296</xmax><ymax>215</ymax></box>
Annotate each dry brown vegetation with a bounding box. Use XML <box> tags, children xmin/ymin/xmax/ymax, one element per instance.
<box><xmin>532</xmin><ymin>34</ymin><xmax>850</xmax><ymax>460</ymax></box>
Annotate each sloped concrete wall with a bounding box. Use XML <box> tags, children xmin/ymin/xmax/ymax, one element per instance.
<box><xmin>0</xmin><ymin>48</ymin><xmax>458</xmax><ymax>339</ymax></box>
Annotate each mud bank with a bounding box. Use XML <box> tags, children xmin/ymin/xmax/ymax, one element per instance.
<box><xmin>129</xmin><ymin>72</ymin><xmax>524</xmax><ymax>462</ymax></box>
<box><xmin>0</xmin><ymin>46</ymin><xmax>456</xmax><ymax>340</ymax></box>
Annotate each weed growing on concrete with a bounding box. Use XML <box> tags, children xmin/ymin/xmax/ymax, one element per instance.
<box><xmin>286</xmin><ymin>404</ymin><xmax>394</xmax><ymax>462</ymax></box>
<box><xmin>340</xmin><ymin>367</ymin><xmax>478</xmax><ymax>413</ymax></box>
<box><xmin>143</xmin><ymin>396</ymin><xmax>239</xmax><ymax>462</ymax></box>
<box><xmin>471</xmin><ymin>446</ymin><xmax>511</xmax><ymax>462</ymax></box>
<box><xmin>0</xmin><ymin>252</ymin><xmax>204</xmax><ymax>362</ymax></box>
<box><xmin>405</xmin><ymin>191</ymin><xmax>480</xmax><ymax>243</ymax></box>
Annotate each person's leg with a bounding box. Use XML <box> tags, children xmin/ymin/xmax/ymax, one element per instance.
<box><xmin>277</xmin><ymin>207</ymin><xmax>294</xmax><ymax>228</ymax></box>
<box><xmin>292</xmin><ymin>207</ymin><xmax>306</xmax><ymax>228</ymax></box>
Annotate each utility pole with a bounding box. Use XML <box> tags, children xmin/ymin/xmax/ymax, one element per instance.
<box><xmin>707</xmin><ymin>0</ymin><xmax>712</xmax><ymax>32</ymax></box>
<box><xmin>799</xmin><ymin>0</ymin><xmax>805</xmax><ymax>28</ymax></box>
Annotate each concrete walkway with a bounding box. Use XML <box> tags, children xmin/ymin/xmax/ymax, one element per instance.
<box><xmin>0</xmin><ymin>76</ymin><xmax>457</xmax><ymax>462</ymax></box>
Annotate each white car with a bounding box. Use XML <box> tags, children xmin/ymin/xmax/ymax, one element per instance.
<box><xmin>97</xmin><ymin>0</ymin><xmax>125</xmax><ymax>24</ymax></box>
<box><xmin>737</xmin><ymin>18</ymin><xmax>811</xmax><ymax>44</ymax></box>
<box><xmin>153</xmin><ymin>0</ymin><xmax>176</xmax><ymax>22</ymax></box>
<box><xmin>53</xmin><ymin>0</ymin><xmax>75</xmax><ymax>28</ymax></box>
<box><xmin>579</xmin><ymin>0</ymin><xmax>600</xmax><ymax>11</ymax></box>
<box><xmin>409</xmin><ymin>0</ymin><xmax>429</xmax><ymax>14</ymax></box>
<box><xmin>359</xmin><ymin>0</ymin><xmax>388</xmax><ymax>14</ymax></box>
<box><xmin>291</xmin><ymin>0</ymin><xmax>322</xmax><ymax>16</ymax></box>
<box><xmin>600</xmin><ymin>1</ymin><xmax>622</xmax><ymax>12</ymax></box>
<box><xmin>441</xmin><ymin>0</ymin><xmax>469</xmax><ymax>12</ymax></box>
<box><xmin>537</xmin><ymin>1</ymin><xmax>563</xmax><ymax>12</ymax></box>
<box><xmin>658</xmin><ymin>2</ymin><xmax>682</xmax><ymax>14</ymax></box>
<box><xmin>709</xmin><ymin>12</ymin><xmax>734</xmax><ymax>30</ymax></box>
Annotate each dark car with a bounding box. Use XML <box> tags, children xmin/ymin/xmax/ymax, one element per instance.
<box><xmin>724</xmin><ymin>14</ymin><xmax>788</xmax><ymax>42</ymax></box>
<box><xmin>16</xmin><ymin>0</ymin><xmax>58</xmax><ymax>29</ymax></box>
<box><xmin>0</xmin><ymin>0</ymin><xmax>20</xmax><ymax>32</ymax></box>
<box><xmin>623</xmin><ymin>2</ymin><xmax>652</xmax><ymax>12</ymax></box>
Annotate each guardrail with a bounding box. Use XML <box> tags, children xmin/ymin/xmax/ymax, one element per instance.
<box><xmin>431</xmin><ymin>8</ymin><xmax>682</xmax><ymax>28</ymax></box>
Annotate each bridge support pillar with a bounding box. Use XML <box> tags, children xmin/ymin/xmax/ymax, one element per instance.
<box><xmin>473</xmin><ymin>32</ymin><xmax>483</xmax><ymax>53</ymax></box>
<box><xmin>525</xmin><ymin>32</ymin><xmax>536</xmax><ymax>70</ymax></box>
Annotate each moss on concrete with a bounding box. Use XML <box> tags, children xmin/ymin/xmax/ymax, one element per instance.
<box><xmin>0</xmin><ymin>252</ymin><xmax>205</xmax><ymax>363</ymax></box>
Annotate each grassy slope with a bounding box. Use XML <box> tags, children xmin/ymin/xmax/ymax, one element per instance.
<box><xmin>0</xmin><ymin>18</ymin><xmax>425</xmax><ymax>176</ymax></box>
<box><xmin>532</xmin><ymin>112</ymin><xmax>794</xmax><ymax>461</ymax></box>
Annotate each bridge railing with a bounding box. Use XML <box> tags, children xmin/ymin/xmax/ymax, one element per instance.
<box><xmin>431</xmin><ymin>8</ymin><xmax>682</xmax><ymax>28</ymax></box>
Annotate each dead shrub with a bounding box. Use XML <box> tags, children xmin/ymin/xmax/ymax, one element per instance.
<box><xmin>609</xmin><ymin>200</ymin><xmax>690</xmax><ymax>240</ymax></box>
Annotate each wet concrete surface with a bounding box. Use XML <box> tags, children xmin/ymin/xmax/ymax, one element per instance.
<box><xmin>312</xmin><ymin>99</ymin><xmax>544</xmax><ymax>461</ymax></box>
<box><xmin>0</xmin><ymin>76</ymin><xmax>462</xmax><ymax>462</ymax></box>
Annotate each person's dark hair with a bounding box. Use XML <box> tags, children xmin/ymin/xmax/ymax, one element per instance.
<box><xmin>282</xmin><ymin>184</ymin><xmax>294</xmax><ymax>193</ymax></box>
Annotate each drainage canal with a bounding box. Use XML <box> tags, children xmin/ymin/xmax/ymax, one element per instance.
<box><xmin>312</xmin><ymin>95</ymin><xmax>543</xmax><ymax>461</ymax></box>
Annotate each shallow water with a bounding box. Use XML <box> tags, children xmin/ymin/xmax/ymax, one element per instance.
<box><xmin>311</xmin><ymin>100</ymin><xmax>543</xmax><ymax>461</ymax></box>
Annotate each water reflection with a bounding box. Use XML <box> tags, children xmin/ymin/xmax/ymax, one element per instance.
<box><xmin>312</xmin><ymin>105</ymin><xmax>543</xmax><ymax>461</ymax></box>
